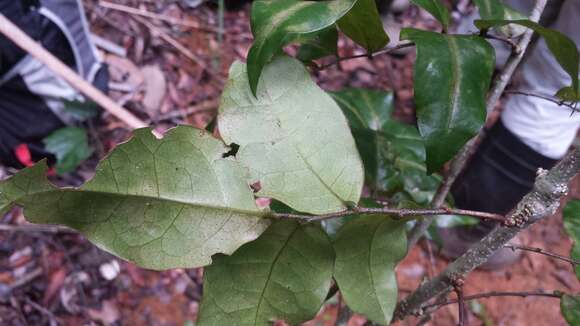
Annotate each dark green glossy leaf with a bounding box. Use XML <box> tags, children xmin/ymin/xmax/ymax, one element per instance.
<box><xmin>563</xmin><ymin>199</ymin><xmax>580</xmax><ymax>279</ymax></box>
<box><xmin>219</xmin><ymin>56</ymin><xmax>364</xmax><ymax>215</ymax></box>
<box><xmin>561</xmin><ymin>294</ymin><xmax>580</xmax><ymax>325</ymax></box>
<box><xmin>330</xmin><ymin>88</ymin><xmax>440</xmax><ymax>203</ymax></box>
<box><xmin>330</xmin><ymin>88</ymin><xmax>394</xmax><ymax>131</ymax></box>
<box><xmin>473</xmin><ymin>0</ymin><xmax>525</xmax><ymax>23</ymax></box>
<box><xmin>337</xmin><ymin>0</ymin><xmax>389</xmax><ymax>53</ymax></box>
<box><xmin>473</xmin><ymin>0</ymin><xmax>506</xmax><ymax>19</ymax></box>
<box><xmin>333</xmin><ymin>215</ymin><xmax>407</xmax><ymax>324</ymax></box>
<box><xmin>410</xmin><ymin>0</ymin><xmax>449</xmax><ymax>32</ymax></box>
<box><xmin>63</xmin><ymin>100</ymin><xmax>99</xmax><ymax>121</ymax></box>
<box><xmin>401</xmin><ymin>28</ymin><xmax>495</xmax><ymax>173</ymax></box>
<box><xmin>296</xmin><ymin>26</ymin><xmax>339</xmax><ymax>62</ymax></box>
<box><xmin>248</xmin><ymin>0</ymin><xmax>357</xmax><ymax>94</ymax></box>
<box><xmin>43</xmin><ymin>127</ymin><xmax>93</xmax><ymax>174</ymax></box>
<box><xmin>475</xmin><ymin>19</ymin><xmax>579</xmax><ymax>99</ymax></box>
<box><xmin>198</xmin><ymin>220</ymin><xmax>334</xmax><ymax>326</ymax></box>
<box><xmin>1</xmin><ymin>126</ymin><xmax>270</xmax><ymax>270</ymax></box>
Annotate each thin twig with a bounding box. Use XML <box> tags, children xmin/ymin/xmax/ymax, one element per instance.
<box><xmin>98</xmin><ymin>1</ymin><xmax>217</xmax><ymax>32</ymax></box>
<box><xmin>8</xmin><ymin>267</ymin><xmax>44</xmax><ymax>290</ymax></box>
<box><xmin>130</xmin><ymin>16</ymin><xmax>210</xmax><ymax>74</ymax></box>
<box><xmin>272</xmin><ymin>206</ymin><xmax>505</xmax><ymax>223</ymax></box>
<box><xmin>504</xmin><ymin>90</ymin><xmax>580</xmax><ymax>112</ymax></box>
<box><xmin>421</xmin><ymin>290</ymin><xmax>563</xmax><ymax>314</ymax></box>
<box><xmin>455</xmin><ymin>285</ymin><xmax>467</xmax><ymax>326</ymax></box>
<box><xmin>482</xmin><ymin>33</ymin><xmax>520</xmax><ymax>54</ymax></box>
<box><xmin>0</xmin><ymin>223</ymin><xmax>76</xmax><ymax>234</ymax></box>
<box><xmin>0</xmin><ymin>14</ymin><xmax>149</xmax><ymax>131</ymax></box>
<box><xmin>505</xmin><ymin>244</ymin><xmax>580</xmax><ymax>266</ymax></box>
<box><xmin>24</xmin><ymin>297</ymin><xmax>60</xmax><ymax>326</ymax></box>
<box><xmin>406</xmin><ymin>0</ymin><xmax>548</xmax><ymax>249</ymax></box>
<box><xmin>152</xmin><ymin>99</ymin><xmax>218</xmax><ymax>123</ymax></box>
<box><xmin>317</xmin><ymin>42</ymin><xmax>415</xmax><ymax>70</ymax></box>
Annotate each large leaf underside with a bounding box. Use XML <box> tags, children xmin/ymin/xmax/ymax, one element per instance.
<box><xmin>219</xmin><ymin>56</ymin><xmax>364</xmax><ymax>215</ymax></box>
<box><xmin>198</xmin><ymin>220</ymin><xmax>334</xmax><ymax>326</ymax></box>
<box><xmin>0</xmin><ymin>127</ymin><xmax>270</xmax><ymax>270</ymax></box>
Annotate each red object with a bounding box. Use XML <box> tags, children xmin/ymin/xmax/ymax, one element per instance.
<box><xmin>13</xmin><ymin>144</ymin><xmax>56</xmax><ymax>175</ymax></box>
<box><xmin>14</xmin><ymin>144</ymin><xmax>33</xmax><ymax>167</ymax></box>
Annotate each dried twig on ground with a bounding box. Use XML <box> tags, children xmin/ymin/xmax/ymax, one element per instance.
<box><xmin>0</xmin><ymin>14</ymin><xmax>149</xmax><ymax>131</ymax></box>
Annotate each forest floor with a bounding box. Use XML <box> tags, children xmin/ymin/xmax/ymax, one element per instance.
<box><xmin>0</xmin><ymin>1</ymin><xmax>578</xmax><ymax>325</ymax></box>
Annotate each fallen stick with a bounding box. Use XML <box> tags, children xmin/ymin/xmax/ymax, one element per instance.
<box><xmin>0</xmin><ymin>14</ymin><xmax>149</xmax><ymax>131</ymax></box>
<box><xmin>98</xmin><ymin>1</ymin><xmax>217</xmax><ymax>32</ymax></box>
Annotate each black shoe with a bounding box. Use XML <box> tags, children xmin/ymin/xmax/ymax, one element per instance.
<box><xmin>438</xmin><ymin>118</ymin><xmax>558</xmax><ymax>269</ymax></box>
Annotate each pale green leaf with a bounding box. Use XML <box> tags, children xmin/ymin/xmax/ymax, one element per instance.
<box><xmin>0</xmin><ymin>126</ymin><xmax>270</xmax><ymax>270</ymax></box>
<box><xmin>337</xmin><ymin>0</ymin><xmax>389</xmax><ymax>53</ymax></box>
<box><xmin>198</xmin><ymin>220</ymin><xmax>334</xmax><ymax>326</ymax></box>
<box><xmin>248</xmin><ymin>0</ymin><xmax>357</xmax><ymax>94</ymax></box>
<box><xmin>333</xmin><ymin>215</ymin><xmax>407</xmax><ymax>324</ymax></box>
<box><xmin>219</xmin><ymin>56</ymin><xmax>364</xmax><ymax>214</ymax></box>
<box><xmin>401</xmin><ymin>28</ymin><xmax>495</xmax><ymax>173</ymax></box>
<box><xmin>43</xmin><ymin>127</ymin><xmax>93</xmax><ymax>174</ymax></box>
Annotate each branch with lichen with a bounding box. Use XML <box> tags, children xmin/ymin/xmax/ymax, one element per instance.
<box><xmin>393</xmin><ymin>148</ymin><xmax>579</xmax><ymax>321</ymax></box>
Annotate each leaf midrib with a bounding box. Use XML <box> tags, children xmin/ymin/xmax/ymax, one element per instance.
<box><xmin>253</xmin><ymin>225</ymin><xmax>299</xmax><ymax>325</ymax></box>
<box><xmin>12</xmin><ymin>188</ymin><xmax>263</xmax><ymax>217</ymax></box>
<box><xmin>445</xmin><ymin>36</ymin><xmax>462</xmax><ymax>131</ymax></box>
<box><xmin>368</xmin><ymin>219</ymin><xmax>390</xmax><ymax>321</ymax></box>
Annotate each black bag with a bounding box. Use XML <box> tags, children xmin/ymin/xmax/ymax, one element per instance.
<box><xmin>0</xmin><ymin>0</ymin><xmax>107</xmax><ymax>168</ymax></box>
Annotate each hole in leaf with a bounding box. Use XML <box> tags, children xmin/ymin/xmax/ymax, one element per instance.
<box><xmin>250</xmin><ymin>181</ymin><xmax>262</xmax><ymax>193</ymax></box>
<box><xmin>222</xmin><ymin>143</ymin><xmax>239</xmax><ymax>158</ymax></box>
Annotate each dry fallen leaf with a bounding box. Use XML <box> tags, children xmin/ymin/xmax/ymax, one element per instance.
<box><xmin>140</xmin><ymin>65</ymin><xmax>167</xmax><ymax>117</ymax></box>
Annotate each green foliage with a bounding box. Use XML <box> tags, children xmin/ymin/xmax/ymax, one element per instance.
<box><xmin>473</xmin><ymin>0</ymin><xmax>525</xmax><ymax>20</ymax></box>
<box><xmin>43</xmin><ymin>127</ymin><xmax>93</xmax><ymax>174</ymax></box>
<box><xmin>63</xmin><ymin>99</ymin><xmax>99</xmax><ymax>121</ymax></box>
<box><xmin>3</xmin><ymin>2</ymin><xmax>579</xmax><ymax>325</ymax></box>
<box><xmin>296</xmin><ymin>26</ymin><xmax>339</xmax><ymax>62</ymax></box>
<box><xmin>475</xmin><ymin>19</ymin><xmax>579</xmax><ymax>99</ymax></box>
<box><xmin>473</xmin><ymin>0</ymin><xmax>527</xmax><ymax>37</ymax></box>
<box><xmin>333</xmin><ymin>215</ymin><xmax>407</xmax><ymax>324</ymax></box>
<box><xmin>198</xmin><ymin>220</ymin><xmax>334</xmax><ymax>326</ymax></box>
<box><xmin>337</xmin><ymin>0</ymin><xmax>389</xmax><ymax>53</ymax></box>
<box><xmin>247</xmin><ymin>0</ymin><xmax>356</xmax><ymax>94</ymax></box>
<box><xmin>561</xmin><ymin>294</ymin><xmax>580</xmax><ymax>326</ymax></box>
<box><xmin>330</xmin><ymin>88</ymin><xmax>395</xmax><ymax>132</ymax></box>
<box><xmin>563</xmin><ymin>200</ymin><xmax>580</xmax><ymax>279</ymax></box>
<box><xmin>409</xmin><ymin>0</ymin><xmax>450</xmax><ymax>32</ymax></box>
<box><xmin>1</xmin><ymin>127</ymin><xmax>270</xmax><ymax>270</ymax></box>
<box><xmin>330</xmin><ymin>88</ymin><xmax>440</xmax><ymax>203</ymax></box>
<box><xmin>401</xmin><ymin>28</ymin><xmax>495</xmax><ymax>173</ymax></box>
<box><xmin>556</xmin><ymin>86</ymin><xmax>580</xmax><ymax>102</ymax></box>
<box><xmin>219</xmin><ymin>56</ymin><xmax>364</xmax><ymax>214</ymax></box>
